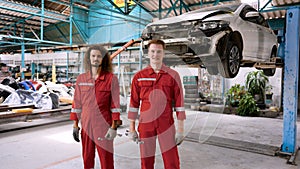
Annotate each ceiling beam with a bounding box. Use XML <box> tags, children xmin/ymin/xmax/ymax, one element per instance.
<box><xmin>50</xmin><ymin>0</ymin><xmax>151</xmax><ymax>23</ymax></box>
<box><xmin>0</xmin><ymin>13</ymin><xmax>53</xmax><ymax>25</ymax></box>
<box><xmin>0</xmin><ymin>3</ymin><xmax>68</xmax><ymax>22</ymax></box>
<box><xmin>151</xmin><ymin>0</ymin><xmax>236</xmax><ymax>13</ymax></box>
<box><xmin>132</xmin><ymin>0</ymin><xmax>157</xmax><ymax>17</ymax></box>
<box><xmin>0</xmin><ymin>34</ymin><xmax>69</xmax><ymax>46</ymax></box>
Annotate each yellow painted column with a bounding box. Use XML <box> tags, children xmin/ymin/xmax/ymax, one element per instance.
<box><xmin>52</xmin><ymin>64</ymin><xmax>56</xmax><ymax>83</ymax></box>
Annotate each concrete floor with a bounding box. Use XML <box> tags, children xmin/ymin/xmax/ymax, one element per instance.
<box><xmin>0</xmin><ymin>111</ymin><xmax>299</xmax><ymax>169</ymax></box>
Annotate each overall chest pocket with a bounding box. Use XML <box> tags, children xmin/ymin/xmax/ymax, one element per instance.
<box><xmin>79</xmin><ymin>85</ymin><xmax>95</xmax><ymax>105</ymax></box>
<box><xmin>96</xmin><ymin>88</ymin><xmax>111</xmax><ymax>97</ymax></box>
<box><xmin>138</xmin><ymin>81</ymin><xmax>153</xmax><ymax>87</ymax></box>
<box><xmin>138</xmin><ymin>81</ymin><xmax>153</xmax><ymax>99</ymax></box>
<box><xmin>159</xmin><ymin>80</ymin><xmax>174</xmax><ymax>100</ymax></box>
<box><xmin>96</xmin><ymin>88</ymin><xmax>111</xmax><ymax>106</ymax></box>
<box><xmin>160</xmin><ymin>80</ymin><xmax>173</xmax><ymax>87</ymax></box>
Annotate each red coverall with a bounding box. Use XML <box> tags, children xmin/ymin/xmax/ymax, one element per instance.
<box><xmin>128</xmin><ymin>65</ymin><xmax>186</xmax><ymax>169</ymax></box>
<box><xmin>70</xmin><ymin>71</ymin><xmax>120</xmax><ymax>169</ymax></box>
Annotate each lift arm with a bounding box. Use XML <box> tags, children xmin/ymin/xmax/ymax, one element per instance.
<box><xmin>110</xmin><ymin>39</ymin><xmax>135</xmax><ymax>60</ymax></box>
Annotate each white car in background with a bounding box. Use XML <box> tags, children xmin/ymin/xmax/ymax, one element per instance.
<box><xmin>141</xmin><ymin>3</ymin><xmax>278</xmax><ymax>78</ymax></box>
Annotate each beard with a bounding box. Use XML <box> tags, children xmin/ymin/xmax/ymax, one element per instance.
<box><xmin>91</xmin><ymin>63</ymin><xmax>101</xmax><ymax>67</ymax></box>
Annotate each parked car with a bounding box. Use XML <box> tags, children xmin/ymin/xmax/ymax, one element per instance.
<box><xmin>141</xmin><ymin>3</ymin><xmax>278</xmax><ymax>78</ymax></box>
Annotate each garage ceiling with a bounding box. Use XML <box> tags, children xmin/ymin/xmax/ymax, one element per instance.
<box><xmin>0</xmin><ymin>0</ymin><xmax>299</xmax><ymax>54</ymax></box>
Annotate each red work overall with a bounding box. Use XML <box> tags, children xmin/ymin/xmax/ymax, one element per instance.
<box><xmin>128</xmin><ymin>65</ymin><xmax>186</xmax><ymax>169</ymax></box>
<box><xmin>70</xmin><ymin>71</ymin><xmax>120</xmax><ymax>169</ymax></box>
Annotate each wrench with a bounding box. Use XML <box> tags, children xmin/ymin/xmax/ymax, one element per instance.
<box><xmin>125</xmin><ymin>129</ymin><xmax>144</xmax><ymax>144</ymax></box>
<box><xmin>97</xmin><ymin>133</ymin><xmax>122</xmax><ymax>141</ymax></box>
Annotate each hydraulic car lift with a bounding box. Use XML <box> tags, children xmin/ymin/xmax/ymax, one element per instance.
<box><xmin>253</xmin><ymin>57</ymin><xmax>283</xmax><ymax>69</ymax></box>
<box><xmin>279</xmin><ymin>7</ymin><xmax>300</xmax><ymax>164</ymax></box>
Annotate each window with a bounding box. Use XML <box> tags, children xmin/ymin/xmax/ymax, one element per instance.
<box><xmin>240</xmin><ymin>5</ymin><xmax>258</xmax><ymax>24</ymax></box>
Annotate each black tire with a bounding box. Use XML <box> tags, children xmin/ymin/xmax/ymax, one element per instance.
<box><xmin>219</xmin><ymin>41</ymin><xmax>241</xmax><ymax>78</ymax></box>
<box><xmin>263</xmin><ymin>48</ymin><xmax>276</xmax><ymax>76</ymax></box>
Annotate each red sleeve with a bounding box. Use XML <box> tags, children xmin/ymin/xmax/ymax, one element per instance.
<box><xmin>128</xmin><ymin>74</ymin><xmax>140</xmax><ymax>120</ymax></box>
<box><xmin>70</xmin><ymin>76</ymin><xmax>82</xmax><ymax>121</ymax></box>
<box><xmin>110</xmin><ymin>75</ymin><xmax>120</xmax><ymax>121</ymax></box>
<box><xmin>173</xmin><ymin>72</ymin><xmax>186</xmax><ymax>120</ymax></box>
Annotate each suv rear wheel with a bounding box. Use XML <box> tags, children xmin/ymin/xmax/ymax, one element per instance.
<box><xmin>262</xmin><ymin>48</ymin><xmax>276</xmax><ymax>76</ymax></box>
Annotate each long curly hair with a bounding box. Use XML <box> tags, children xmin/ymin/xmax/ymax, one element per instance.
<box><xmin>83</xmin><ymin>45</ymin><xmax>113</xmax><ymax>74</ymax></box>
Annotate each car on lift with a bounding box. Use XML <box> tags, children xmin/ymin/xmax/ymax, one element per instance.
<box><xmin>141</xmin><ymin>3</ymin><xmax>278</xmax><ymax>78</ymax></box>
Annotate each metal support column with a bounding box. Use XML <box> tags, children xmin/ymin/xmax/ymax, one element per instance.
<box><xmin>21</xmin><ymin>42</ymin><xmax>25</xmax><ymax>80</ymax></box>
<box><xmin>31</xmin><ymin>62</ymin><xmax>35</xmax><ymax>79</ymax></box>
<box><xmin>117</xmin><ymin>54</ymin><xmax>121</xmax><ymax>80</ymax></box>
<box><xmin>80</xmin><ymin>51</ymin><xmax>84</xmax><ymax>74</ymax></box>
<box><xmin>69</xmin><ymin>0</ymin><xmax>73</xmax><ymax>46</ymax></box>
<box><xmin>66</xmin><ymin>52</ymin><xmax>69</xmax><ymax>80</ymax></box>
<box><xmin>158</xmin><ymin>0</ymin><xmax>162</xmax><ymax>19</ymax></box>
<box><xmin>139</xmin><ymin>42</ymin><xmax>143</xmax><ymax>71</ymax></box>
<box><xmin>41</xmin><ymin>0</ymin><xmax>44</xmax><ymax>41</ymax></box>
<box><xmin>282</xmin><ymin>7</ymin><xmax>300</xmax><ymax>154</ymax></box>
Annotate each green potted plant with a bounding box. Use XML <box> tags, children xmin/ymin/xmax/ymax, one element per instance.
<box><xmin>237</xmin><ymin>92</ymin><xmax>260</xmax><ymax>116</ymax></box>
<box><xmin>245</xmin><ymin>70</ymin><xmax>269</xmax><ymax>106</ymax></box>
<box><xmin>226</xmin><ymin>84</ymin><xmax>247</xmax><ymax>107</ymax></box>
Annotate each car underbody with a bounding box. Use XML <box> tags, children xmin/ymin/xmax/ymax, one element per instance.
<box><xmin>142</xmin><ymin>30</ymin><xmax>281</xmax><ymax>78</ymax></box>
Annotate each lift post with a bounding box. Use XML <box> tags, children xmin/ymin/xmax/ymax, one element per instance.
<box><xmin>21</xmin><ymin>42</ymin><xmax>25</xmax><ymax>80</ymax></box>
<box><xmin>282</xmin><ymin>7</ymin><xmax>300</xmax><ymax>156</ymax></box>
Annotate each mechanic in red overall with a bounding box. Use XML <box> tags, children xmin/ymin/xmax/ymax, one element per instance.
<box><xmin>70</xmin><ymin>45</ymin><xmax>121</xmax><ymax>169</ymax></box>
<box><xmin>127</xmin><ymin>39</ymin><xmax>186</xmax><ymax>169</ymax></box>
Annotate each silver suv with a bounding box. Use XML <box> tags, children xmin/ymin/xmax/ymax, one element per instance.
<box><xmin>141</xmin><ymin>3</ymin><xmax>278</xmax><ymax>78</ymax></box>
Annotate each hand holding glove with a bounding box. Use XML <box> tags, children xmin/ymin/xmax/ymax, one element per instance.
<box><xmin>126</xmin><ymin>130</ymin><xmax>139</xmax><ymax>143</ymax></box>
<box><xmin>73</xmin><ymin>127</ymin><xmax>80</xmax><ymax>142</ymax></box>
<box><xmin>104</xmin><ymin>127</ymin><xmax>117</xmax><ymax>140</ymax></box>
<box><xmin>175</xmin><ymin>132</ymin><xmax>184</xmax><ymax>145</ymax></box>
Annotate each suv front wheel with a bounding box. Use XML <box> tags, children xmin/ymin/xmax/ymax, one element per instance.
<box><xmin>219</xmin><ymin>41</ymin><xmax>241</xmax><ymax>78</ymax></box>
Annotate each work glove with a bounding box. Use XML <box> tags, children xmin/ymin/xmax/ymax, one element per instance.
<box><xmin>126</xmin><ymin>130</ymin><xmax>139</xmax><ymax>143</ymax></box>
<box><xmin>73</xmin><ymin>127</ymin><xmax>80</xmax><ymax>142</ymax></box>
<box><xmin>175</xmin><ymin>132</ymin><xmax>184</xmax><ymax>145</ymax></box>
<box><xmin>104</xmin><ymin>127</ymin><xmax>117</xmax><ymax>140</ymax></box>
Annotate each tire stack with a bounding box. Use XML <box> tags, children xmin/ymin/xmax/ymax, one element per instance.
<box><xmin>183</xmin><ymin>76</ymin><xmax>201</xmax><ymax>110</ymax></box>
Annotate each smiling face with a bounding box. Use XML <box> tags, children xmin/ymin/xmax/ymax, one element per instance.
<box><xmin>148</xmin><ymin>43</ymin><xmax>164</xmax><ymax>70</ymax></box>
<box><xmin>90</xmin><ymin>49</ymin><xmax>102</xmax><ymax>67</ymax></box>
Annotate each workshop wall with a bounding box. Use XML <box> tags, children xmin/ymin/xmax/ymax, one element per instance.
<box><xmin>88</xmin><ymin>5</ymin><xmax>153</xmax><ymax>44</ymax></box>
